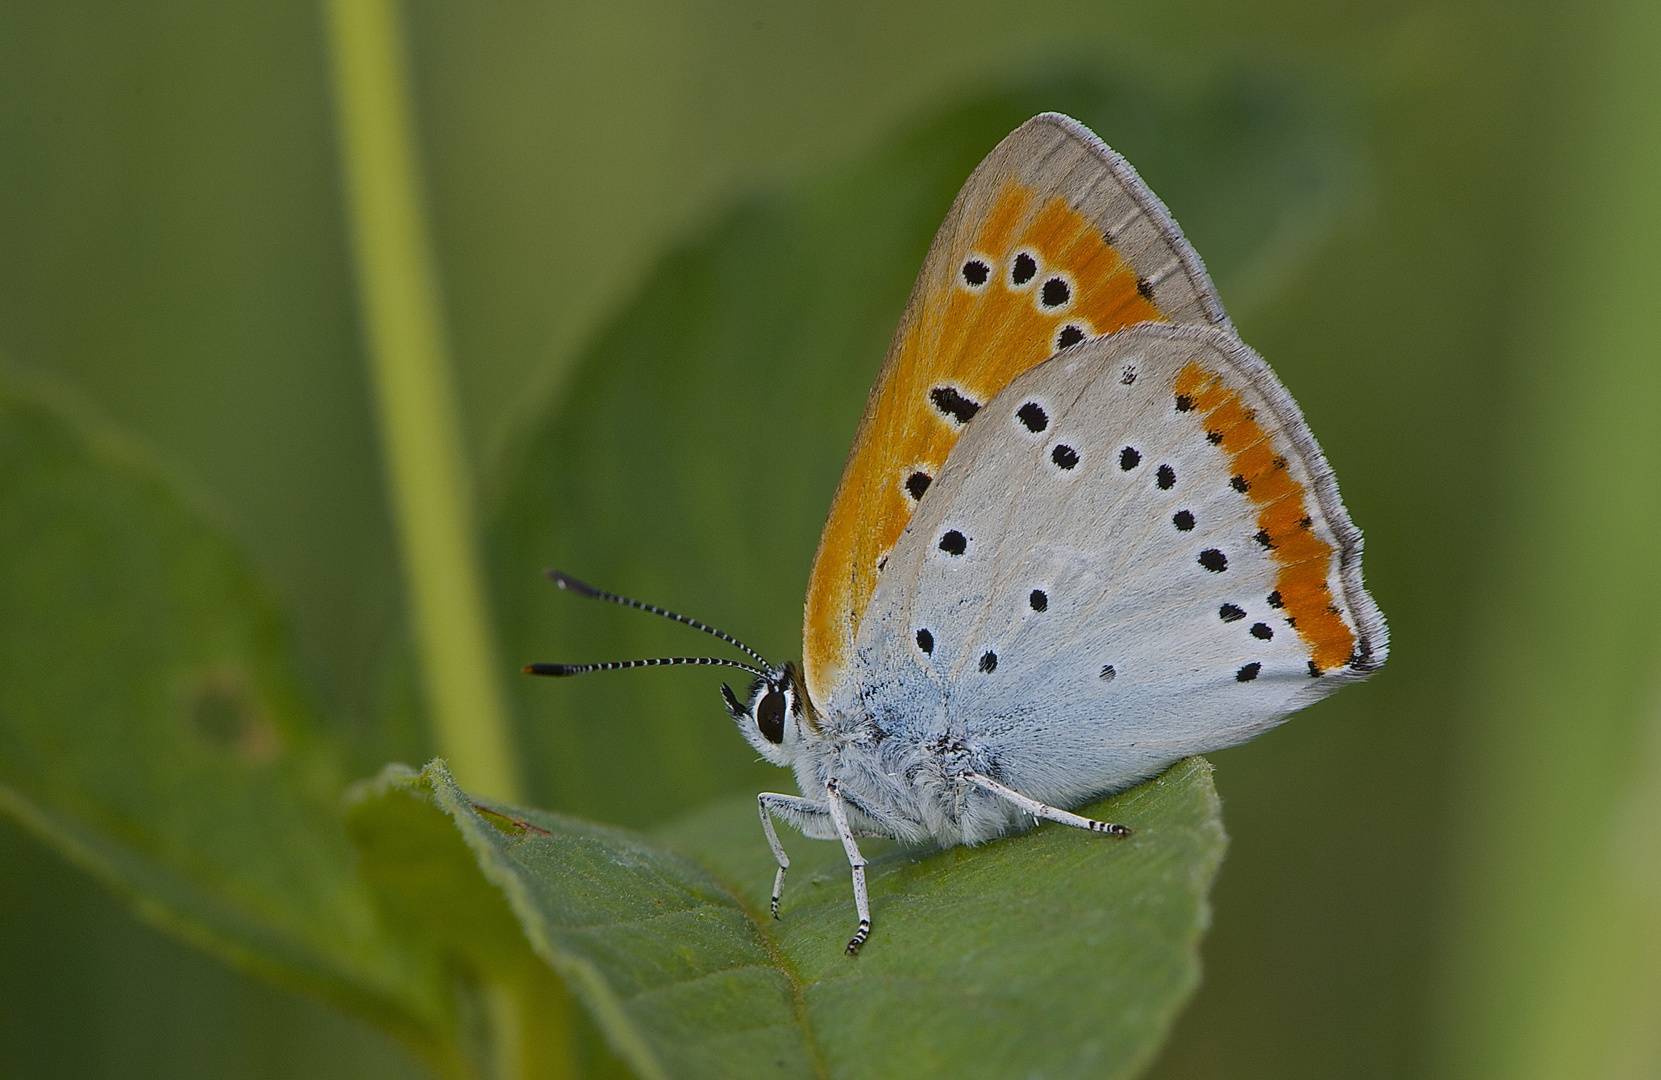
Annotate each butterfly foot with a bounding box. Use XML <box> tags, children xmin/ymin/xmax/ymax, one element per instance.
<box><xmin>1090</xmin><ymin>821</ymin><xmax>1132</xmax><ymax>838</ymax></box>
<box><xmin>845</xmin><ymin>919</ymin><xmax>871</xmax><ymax>955</ymax></box>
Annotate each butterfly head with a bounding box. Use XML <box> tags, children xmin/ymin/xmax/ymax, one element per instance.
<box><xmin>721</xmin><ymin>661</ymin><xmax>815</xmax><ymax>766</ymax></box>
<box><xmin>528</xmin><ymin>572</ymin><xmax>827</xmax><ymax>769</ymax></box>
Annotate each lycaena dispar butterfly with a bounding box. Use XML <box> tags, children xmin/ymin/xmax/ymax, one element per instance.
<box><xmin>526</xmin><ymin>113</ymin><xmax>1387</xmax><ymax>953</ymax></box>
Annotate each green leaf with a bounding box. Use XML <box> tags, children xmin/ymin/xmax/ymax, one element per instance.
<box><xmin>363</xmin><ymin>756</ymin><xmax>1224</xmax><ymax>1080</ymax></box>
<box><xmin>345</xmin><ymin>765</ymin><xmax>635</xmax><ymax>1080</ymax></box>
<box><xmin>0</xmin><ymin>373</ymin><xmax>458</xmax><ymax>1069</ymax></box>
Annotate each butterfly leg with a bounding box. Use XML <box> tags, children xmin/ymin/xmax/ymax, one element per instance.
<box><xmin>823</xmin><ymin>778</ymin><xmax>872</xmax><ymax>955</ymax></box>
<box><xmin>757</xmin><ymin>792</ymin><xmax>828</xmax><ymax>918</ymax></box>
<box><xmin>965</xmin><ymin>774</ymin><xmax>1131</xmax><ymax>837</ymax></box>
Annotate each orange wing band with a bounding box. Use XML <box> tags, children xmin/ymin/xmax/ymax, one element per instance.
<box><xmin>1172</xmin><ymin>362</ymin><xmax>1356</xmax><ymax>673</ymax></box>
<box><xmin>804</xmin><ymin>180</ymin><xmax>1164</xmax><ymax>705</ymax></box>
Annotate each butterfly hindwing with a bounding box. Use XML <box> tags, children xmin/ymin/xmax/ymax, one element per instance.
<box><xmin>803</xmin><ymin>114</ymin><xmax>1231</xmax><ymax>707</ymax></box>
<box><xmin>850</xmin><ymin>324</ymin><xmax>1387</xmax><ymax>806</ymax></box>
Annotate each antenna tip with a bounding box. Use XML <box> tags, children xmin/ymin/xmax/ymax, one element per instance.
<box><xmin>544</xmin><ymin>569</ymin><xmax>600</xmax><ymax>597</ymax></box>
<box><xmin>524</xmin><ymin>662</ymin><xmax>573</xmax><ymax>677</ymax></box>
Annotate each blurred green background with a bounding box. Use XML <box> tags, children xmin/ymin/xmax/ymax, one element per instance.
<box><xmin>3</xmin><ymin>0</ymin><xmax>1660</xmax><ymax>1078</ymax></box>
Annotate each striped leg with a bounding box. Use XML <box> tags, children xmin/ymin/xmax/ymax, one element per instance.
<box><xmin>823</xmin><ymin>778</ymin><xmax>871</xmax><ymax>954</ymax></box>
<box><xmin>757</xmin><ymin>793</ymin><xmax>828</xmax><ymax>918</ymax></box>
<box><xmin>965</xmin><ymin>774</ymin><xmax>1131</xmax><ymax>837</ymax></box>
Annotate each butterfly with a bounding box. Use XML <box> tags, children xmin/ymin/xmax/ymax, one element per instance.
<box><xmin>527</xmin><ymin>113</ymin><xmax>1387</xmax><ymax>954</ymax></box>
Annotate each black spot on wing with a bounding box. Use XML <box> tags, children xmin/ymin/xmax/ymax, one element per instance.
<box><xmin>961</xmin><ymin>259</ymin><xmax>989</xmax><ymax>287</ymax></box>
<box><xmin>930</xmin><ymin>386</ymin><xmax>981</xmax><ymax>425</ymax></box>
<box><xmin>915</xmin><ymin>628</ymin><xmax>934</xmax><ymax>654</ymax></box>
<box><xmin>1156</xmin><ymin>464</ymin><xmax>1175</xmax><ymax>489</ymax></box>
<box><xmin>1056</xmin><ymin>324</ymin><xmax>1086</xmax><ymax>349</ymax></box>
<box><xmin>905</xmin><ymin>472</ymin><xmax>931</xmax><ymax>500</ymax></box>
<box><xmin>1040</xmin><ymin>277</ymin><xmax>1071</xmax><ymax>308</ymax></box>
<box><xmin>938</xmin><ymin>530</ymin><xmax>967</xmax><ymax>556</ymax></box>
<box><xmin>1051</xmin><ymin>445</ymin><xmax>1079</xmax><ymax>470</ymax></box>
<box><xmin>1251</xmin><ymin>622</ymin><xmax>1274</xmax><ymax>640</ymax></box>
<box><xmin>1016</xmin><ymin>401</ymin><xmax>1048</xmax><ymax>432</ymax></box>
<box><xmin>1173</xmin><ymin>510</ymin><xmax>1196</xmax><ymax>531</ymax></box>
<box><xmin>1029</xmin><ymin>589</ymin><xmax>1047</xmax><ymax>612</ymax></box>
<box><xmin>1219</xmin><ymin>603</ymin><xmax>1245</xmax><ymax>622</ymax></box>
<box><xmin>979</xmin><ymin>651</ymin><xmax>998</xmax><ymax>673</ymax></box>
<box><xmin>1010</xmin><ymin>252</ymin><xmax>1037</xmax><ymax>286</ymax></box>
<box><xmin>1119</xmin><ymin>446</ymin><xmax>1141</xmax><ymax>471</ymax></box>
<box><xmin>1236</xmin><ymin>662</ymin><xmax>1261</xmax><ymax>682</ymax></box>
<box><xmin>1199</xmin><ymin>549</ymin><xmax>1228</xmax><ymax>573</ymax></box>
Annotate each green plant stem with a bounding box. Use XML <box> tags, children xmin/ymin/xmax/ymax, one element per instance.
<box><xmin>322</xmin><ymin>0</ymin><xmax>522</xmax><ymax>805</ymax></box>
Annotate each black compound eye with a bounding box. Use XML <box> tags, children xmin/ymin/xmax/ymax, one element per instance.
<box><xmin>756</xmin><ymin>689</ymin><xmax>786</xmax><ymax>744</ymax></box>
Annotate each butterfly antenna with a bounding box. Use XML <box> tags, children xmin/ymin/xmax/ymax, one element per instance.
<box><xmin>539</xmin><ymin>569</ymin><xmax>773</xmax><ymax>668</ymax></box>
<box><xmin>524</xmin><ymin>656</ymin><xmax>769</xmax><ymax>679</ymax></box>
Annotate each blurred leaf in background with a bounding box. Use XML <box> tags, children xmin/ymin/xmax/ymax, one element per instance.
<box><xmin>4</xmin><ymin>0</ymin><xmax>1661</xmax><ymax>1078</ymax></box>
<box><xmin>0</xmin><ymin>374</ymin><xmax>457</xmax><ymax>1071</ymax></box>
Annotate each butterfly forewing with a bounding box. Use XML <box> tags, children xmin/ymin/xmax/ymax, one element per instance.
<box><xmin>848</xmin><ymin>324</ymin><xmax>1387</xmax><ymax>808</ymax></box>
<box><xmin>803</xmin><ymin>113</ymin><xmax>1232</xmax><ymax>708</ymax></box>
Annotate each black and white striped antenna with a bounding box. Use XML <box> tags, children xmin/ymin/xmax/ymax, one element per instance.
<box><xmin>522</xmin><ymin>570</ymin><xmax>773</xmax><ymax>681</ymax></box>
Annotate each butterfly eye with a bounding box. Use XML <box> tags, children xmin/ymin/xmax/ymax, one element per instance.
<box><xmin>755</xmin><ymin>688</ymin><xmax>786</xmax><ymax>744</ymax></box>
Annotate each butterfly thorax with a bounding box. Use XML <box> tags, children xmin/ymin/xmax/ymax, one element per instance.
<box><xmin>780</xmin><ymin>680</ymin><xmax>1042</xmax><ymax>847</ymax></box>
